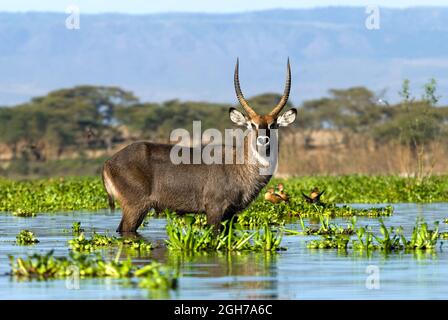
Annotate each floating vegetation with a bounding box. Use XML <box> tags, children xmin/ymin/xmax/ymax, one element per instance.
<box><xmin>8</xmin><ymin>250</ymin><xmax>177</xmax><ymax>291</ymax></box>
<box><xmin>1</xmin><ymin>175</ymin><xmax>446</xmax><ymax>215</ymax></box>
<box><xmin>307</xmin><ymin>218</ymin><xmax>440</xmax><ymax>252</ymax></box>
<box><xmin>16</xmin><ymin>230</ymin><xmax>39</xmax><ymax>245</ymax></box>
<box><xmin>0</xmin><ymin>177</ymin><xmax>108</xmax><ymax>213</ymax></box>
<box><xmin>119</xmin><ymin>238</ymin><xmax>154</xmax><ymax>252</ymax></box>
<box><xmin>439</xmin><ymin>232</ymin><xmax>448</xmax><ymax>240</ymax></box>
<box><xmin>352</xmin><ymin>222</ymin><xmax>402</xmax><ymax>251</ymax></box>
<box><xmin>237</xmin><ymin>200</ymin><xmax>392</xmax><ymax>229</ymax></box>
<box><xmin>165</xmin><ymin>215</ymin><xmax>284</xmax><ymax>252</ymax></box>
<box><xmin>444</xmin><ymin>218</ymin><xmax>448</xmax><ymax>224</ymax></box>
<box><xmin>135</xmin><ymin>263</ymin><xmax>179</xmax><ymax>290</ymax></box>
<box><xmin>68</xmin><ymin>233</ymin><xmax>153</xmax><ymax>252</ymax></box>
<box><xmin>12</xmin><ymin>209</ymin><xmax>36</xmax><ymax>217</ymax></box>
<box><xmin>290</xmin><ymin>203</ymin><xmax>394</xmax><ymax>219</ymax></box>
<box><xmin>252</xmin><ymin>223</ymin><xmax>285</xmax><ymax>251</ymax></box>
<box><xmin>270</xmin><ymin>175</ymin><xmax>448</xmax><ymax>203</ymax></box>
<box><xmin>236</xmin><ymin>201</ymin><xmax>288</xmax><ymax>228</ymax></box>
<box><xmin>71</xmin><ymin>222</ymin><xmax>84</xmax><ymax>235</ymax></box>
<box><xmin>401</xmin><ymin>220</ymin><xmax>439</xmax><ymax>250</ymax></box>
<box><xmin>307</xmin><ymin>235</ymin><xmax>350</xmax><ymax>250</ymax></box>
<box><xmin>294</xmin><ymin>215</ymin><xmax>356</xmax><ymax>236</ymax></box>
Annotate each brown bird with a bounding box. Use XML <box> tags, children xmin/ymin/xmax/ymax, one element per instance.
<box><xmin>302</xmin><ymin>187</ymin><xmax>325</xmax><ymax>204</ymax></box>
<box><xmin>276</xmin><ymin>183</ymin><xmax>289</xmax><ymax>202</ymax></box>
<box><xmin>264</xmin><ymin>188</ymin><xmax>285</xmax><ymax>204</ymax></box>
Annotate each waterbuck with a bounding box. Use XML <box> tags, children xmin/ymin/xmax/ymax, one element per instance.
<box><xmin>102</xmin><ymin>59</ymin><xmax>297</xmax><ymax>233</ymax></box>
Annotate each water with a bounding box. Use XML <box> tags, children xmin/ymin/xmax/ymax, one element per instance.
<box><xmin>1</xmin><ymin>203</ymin><xmax>448</xmax><ymax>300</ymax></box>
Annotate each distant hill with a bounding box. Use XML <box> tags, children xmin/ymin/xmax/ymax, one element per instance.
<box><xmin>1</xmin><ymin>7</ymin><xmax>448</xmax><ymax>106</ymax></box>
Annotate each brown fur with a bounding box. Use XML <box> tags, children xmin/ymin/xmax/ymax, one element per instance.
<box><xmin>103</xmin><ymin>134</ymin><xmax>272</xmax><ymax>233</ymax></box>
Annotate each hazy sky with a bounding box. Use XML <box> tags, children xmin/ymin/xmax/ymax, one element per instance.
<box><xmin>0</xmin><ymin>0</ymin><xmax>446</xmax><ymax>14</ymax></box>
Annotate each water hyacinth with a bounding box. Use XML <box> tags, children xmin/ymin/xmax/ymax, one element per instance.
<box><xmin>165</xmin><ymin>214</ymin><xmax>284</xmax><ymax>252</ymax></box>
<box><xmin>71</xmin><ymin>222</ymin><xmax>84</xmax><ymax>234</ymax></box>
<box><xmin>291</xmin><ymin>215</ymin><xmax>356</xmax><ymax>236</ymax></box>
<box><xmin>1</xmin><ymin>175</ymin><xmax>444</xmax><ymax>215</ymax></box>
<box><xmin>12</xmin><ymin>209</ymin><xmax>36</xmax><ymax>217</ymax></box>
<box><xmin>16</xmin><ymin>230</ymin><xmax>39</xmax><ymax>245</ymax></box>
<box><xmin>8</xmin><ymin>250</ymin><xmax>177</xmax><ymax>291</ymax></box>
<box><xmin>307</xmin><ymin>235</ymin><xmax>350</xmax><ymax>250</ymax></box>
<box><xmin>306</xmin><ymin>218</ymin><xmax>440</xmax><ymax>252</ymax></box>
<box><xmin>68</xmin><ymin>233</ymin><xmax>153</xmax><ymax>252</ymax></box>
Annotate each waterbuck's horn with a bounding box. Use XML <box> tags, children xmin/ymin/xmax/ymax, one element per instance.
<box><xmin>269</xmin><ymin>58</ymin><xmax>291</xmax><ymax>117</ymax></box>
<box><xmin>234</xmin><ymin>58</ymin><xmax>257</xmax><ymax>118</ymax></box>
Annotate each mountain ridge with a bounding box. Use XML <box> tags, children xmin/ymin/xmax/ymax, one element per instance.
<box><xmin>0</xmin><ymin>7</ymin><xmax>447</xmax><ymax>106</ymax></box>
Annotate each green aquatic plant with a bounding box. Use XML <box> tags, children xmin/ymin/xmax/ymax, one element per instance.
<box><xmin>16</xmin><ymin>230</ymin><xmax>39</xmax><ymax>245</ymax></box>
<box><xmin>71</xmin><ymin>222</ymin><xmax>84</xmax><ymax>234</ymax></box>
<box><xmin>68</xmin><ymin>233</ymin><xmax>153</xmax><ymax>252</ymax></box>
<box><xmin>399</xmin><ymin>219</ymin><xmax>439</xmax><ymax>250</ymax></box>
<box><xmin>165</xmin><ymin>215</ymin><xmax>284</xmax><ymax>252</ymax></box>
<box><xmin>444</xmin><ymin>218</ymin><xmax>448</xmax><ymax>224</ymax></box>
<box><xmin>372</xmin><ymin>220</ymin><xmax>403</xmax><ymax>251</ymax></box>
<box><xmin>291</xmin><ymin>203</ymin><xmax>393</xmax><ymax>219</ymax></box>
<box><xmin>0</xmin><ymin>177</ymin><xmax>108</xmax><ymax>213</ymax></box>
<box><xmin>68</xmin><ymin>233</ymin><xmax>115</xmax><ymax>252</ymax></box>
<box><xmin>352</xmin><ymin>226</ymin><xmax>377</xmax><ymax>251</ymax></box>
<box><xmin>306</xmin><ymin>235</ymin><xmax>350</xmax><ymax>250</ymax></box>
<box><xmin>269</xmin><ymin>175</ymin><xmax>448</xmax><ymax>203</ymax></box>
<box><xmin>236</xmin><ymin>200</ymin><xmax>289</xmax><ymax>227</ymax></box>
<box><xmin>12</xmin><ymin>209</ymin><xmax>36</xmax><ymax>217</ymax></box>
<box><xmin>165</xmin><ymin>215</ymin><xmax>216</xmax><ymax>251</ymax></box>
<box><xmin>252</xmin><ymin>223</ymin><xmax>284</xmax><ymax>251</ymax></box>
<box><xmin>119</xmin><ymin>238</ymin><xmax>153</xmax><ymax>252</ymax></box>
<box><xmin>299</xmin><ymin>215</ymin><xmax>356</xmax><ymax>236</ymax></box>
<box><xmin>439</xmin><ymin>232</ymin><xmax>448</xmax><ymax>240</ymax></box>
<box><xmin>1</xmin><ymin>176</ymin><xmax>447</xmax><ymax>214</ymax></box>
<box><xmin>215</xmin><ymin>219</ymin><xmax>258</xmax><ymax>251</ymax></box>
<box><xmin>136</xmin><ymin>263</ymin><xmax>178</xmax><ymax>290</ymax></box>
<box><xmin>352</xmin><ymin>220</ymin><xmax>403</xmax><ymax>251</ymax></box>
<box><xmin>8</xmin><ymin>250</ymin><xmax>177</xmax><ymax>291</ymax></box>
<box><xmin>309</xmin><ymin>218</ymin><xmax>441</xmax><ymax>252</ymax></box>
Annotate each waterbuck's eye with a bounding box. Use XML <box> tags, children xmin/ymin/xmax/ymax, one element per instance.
<box><xmin>251</xmin><ymin>123</ymin><xmax>257</xmax><ymax>129</ymax></box>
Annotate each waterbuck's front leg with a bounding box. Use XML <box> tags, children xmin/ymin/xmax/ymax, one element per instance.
<box><xmin>205</xmin><ymin>199</ymin><xmax>235</xmax><ymax>233</ymax></box>
<box><xmin>117</xmin><ymin>203</ymin><xmax>149</xmax><ymax>233</ymax></box>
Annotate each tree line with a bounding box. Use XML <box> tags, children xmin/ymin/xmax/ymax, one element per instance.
<box><xmin>0</xmin><ymin>80</ymin><xmax>446</xmax><ymax>175</ymax></box>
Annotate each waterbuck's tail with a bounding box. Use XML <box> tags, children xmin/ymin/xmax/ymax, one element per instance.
<box><xmin>101</xmin><ymin>163</ymin><xmax>116</xmax><ymax>211</ymax></box>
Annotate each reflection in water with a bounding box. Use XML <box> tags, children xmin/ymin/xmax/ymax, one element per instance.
<box><xmin>166</xmin><ymin>251</ymin><xmax>279</xmax><ymax>299</ymax></box>
<box><xmin>1</xmin><ymin>203</ymin><xmax>448</xmax><ymax>299</ymax></box>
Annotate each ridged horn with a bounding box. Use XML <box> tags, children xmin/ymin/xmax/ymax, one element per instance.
<box><xmin>269</xmin><ymin>58</ymin><xmax>291</xmax><ymax>117</ymax></box>
<box><xmin>234</xmin><ymin>58</ymin><xmax>257</xmax><ymax>118</ymax></box>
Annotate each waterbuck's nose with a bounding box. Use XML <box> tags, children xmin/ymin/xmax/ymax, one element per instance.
<box><xmin>257</xmin><ymin>136</ymin><xmax>270</xmax><ymax>146</ymax></box>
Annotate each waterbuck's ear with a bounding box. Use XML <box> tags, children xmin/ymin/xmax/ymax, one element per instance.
<box><xmin>277</xmin><ymin>108</ymin><xmax>297</xmax><ymax>127</ymax></box>
<box><xmin>229</xmin><ymin>107</ymin><xmax>248</xmax><ymax>126</ymax></box>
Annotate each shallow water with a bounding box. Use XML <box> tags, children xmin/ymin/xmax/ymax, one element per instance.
<box><xmin>1</xmin><ymin>203</ymin><xmax>448</xmax><ymax>300</ymax></box>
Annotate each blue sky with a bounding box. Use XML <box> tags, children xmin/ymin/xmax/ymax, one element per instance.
<box><xmin>0</xmin><ymin>0</ymin><xmax>446</xmax><ymax>13</ymax></box>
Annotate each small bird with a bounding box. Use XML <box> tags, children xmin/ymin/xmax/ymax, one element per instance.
<box><xmin>276</xmin><ymin>183</ymin><xmax>289</xmax><ymax>202</ymax></box>
<box><xmin>302</xmin><ymin>187</ymin><xmax>325</xmax><ymax>204</ymax></box>
<box><xmin>264</xmin><ymin>188</ymin><xmax>285</xmax><ymax>204</ymax></box>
